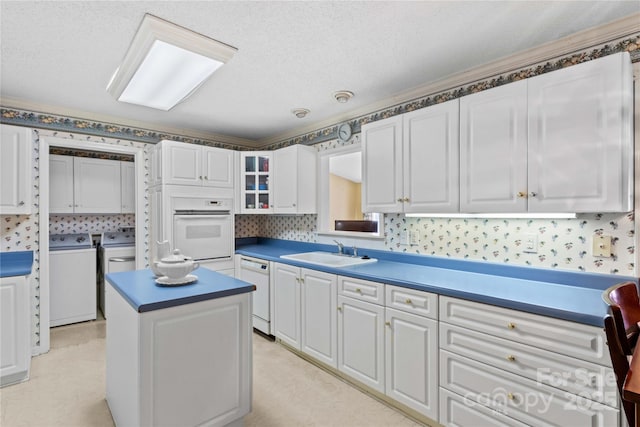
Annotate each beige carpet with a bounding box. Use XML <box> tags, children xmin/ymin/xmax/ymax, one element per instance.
<box><xmin>0</xmin><ymin>320</ymin><xmax>423</xmax><ymax>427</ymax></box>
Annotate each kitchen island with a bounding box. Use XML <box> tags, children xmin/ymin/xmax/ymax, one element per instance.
<box><xmin>105</xmin><ymin>268</ymin><xmax>255</xmax><ymax>427</ymax></box>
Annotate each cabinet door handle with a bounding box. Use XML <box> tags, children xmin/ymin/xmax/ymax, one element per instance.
<box><xmin>292</xmin><ymin>203</ymin><xmax>296</xmax><ymax>207</ymax></box>
<box><xmin>68</xmin><ymin>204</ymin><xmax>73</xmax><ymax>207</ymax></box>
<box><xmin>517</xmin><ymin>192</ymin><xmax>527</xmax><ymax>198</ymax></box>
<box><xmin>299</xmin><ymin>278</ymin><xmax>304</xmax><ymax>284</ymax></box>
<box><xmin>507</xmin><ymin>322</ymin><xmax>516</xmax><ymax>329</ymax></box>
<box><xmin>18</xmin><ymin>201</ymin><xmax>25</xmax><ymax>206</ymax></box>
<box><xmin>199</xmin><ymin>176</ymin><xmax>203</xmax><ymax>180</ymax></box>
<box><xmin>506</xmin><ymin>355</ymin><xmax>516</xmax><ymax>362</ymax></box>
<box><xmin>397</xmin><ymin>198</ymin><xmax>403</xmax><ymax>202</ymax></box>
<box><xmin>204</xmin><ymin>176</ymin><xmax>208</xmax><ymax>180</ymax></box>
<box><xmin>403</xmin><ymin>197</ymin><xmax>410</xmax><ymax>202</ymax></box>
<box><xmin>385</xmin><ymin>321</ymin><xmax>391</xmax><ymax>327</ymax></box>
<box><xmin>337</xmin><ymin>307</ymin><xmax>342</xmax><ymax>312</ymax></box>
<box><xmin>529</xmin><ymin>191</ymin><xmax>537</xmax><ymax>198</ymax></box>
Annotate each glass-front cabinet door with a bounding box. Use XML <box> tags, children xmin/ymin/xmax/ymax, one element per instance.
<box><xmin>241</xmin><ymin>152</ymin><xmax>272</xmax><ymax>213</ymax></box>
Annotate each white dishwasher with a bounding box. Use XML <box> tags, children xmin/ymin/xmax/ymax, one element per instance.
<box><xmin>49</xmin><ymin>233</ymin><xmax>96</xmax><ymax>327</ymax></box>
<box><xmin>237</xmin><ymin>256</ymin><xmax>271</xmax><ymax>335</ymax></box>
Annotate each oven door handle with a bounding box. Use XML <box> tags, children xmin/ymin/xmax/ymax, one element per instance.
<box><xmin>109</xmin><ymin>256</ymin><xmax>136</xmax><ymax>262</ymax></box>
<box><xmin>174</xmin><ymin>214</ymin><xmax>231</xmax><ymax>219</ymax></box>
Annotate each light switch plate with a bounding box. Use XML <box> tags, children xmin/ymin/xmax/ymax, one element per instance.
<box><xmin>410</xmin><ymin>230</ymin><xmax>420</xmax><ymax>246</ymax></box>
<box><xmin>592</xmin><ymin>235</ymin><xmax>612</xmax><ymax>258</ymax></box>
<box><xmin>522</xmin><ymin>233</ymin><xmax>538</xmax><ymax>253</ymax></box>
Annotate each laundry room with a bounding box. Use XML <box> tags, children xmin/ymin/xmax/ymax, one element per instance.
<box><xmin>48</xmin><ymin>146</ymin><xmax>136</xmax><ymax>325</ymax></box>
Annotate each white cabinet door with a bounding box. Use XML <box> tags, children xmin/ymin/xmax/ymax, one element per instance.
<box><xmin>460</xmin><ymin>80</ymin><xmax>528</xmax><ymax>212</ymax></box>
<box><xmin>0</xmin><ymin>124</ymin><xmax>32</xmax><ymax>214</ymax></box>
<box><xmin>273</xmin><ymin>263</ymin><xmax>301</xmax><ymax>350</ymax></box>
<box><xmin>202</xmin><ymin>146</ymin><xmax>234</xmax><ymax>188</ymax></box>
<box><xmin>403</xmin><ymin>99</ymin><xmax>460</xmax><ymax>213</ymax></box>
<box><xmin>337</xmin><ymin>295</ymin><xmax>385</xmax><ymax>393</ymax></box>
<box><xmin>362</xmin><ymin>115</ymin><xmax>403</xmax><ymax>213</ymax></box>
<box><xmin>73</xmin><ymin>157</ymin><xmax>122</xmax><ymax>213</ymax></box>
<box><xmin>49</xmin><ymin>154</ymin><xmax>75</xmax><ymax>214</ymax></box>
<box><xmin>272</xmin><ymin>145</ymin><xmax>317</xmax><ymax>214</ymax></box>
<box><xmin>240</xmin><ymin>152</ymin><xmax>273</xmax><ymax>213</ymax></box>
<box><xmin>300</xmin><ymin>268</ymin><xmax>337</xmax><ymax>368</ymax></box>
<box><xmin>121</xmin><ymin>161</ymin><xmax>135</xmax><ymax>214</ymax></box>
<box><xmin>385</xmin><ymin>307</ymin><xmax>438</xmax><ymax>420</ymax></box>
<box><xmin>528</xmin><ymin>52</ymin><xmax>633</xmax><ymax>213</ymax></box>
<box><xmin>0</xmin><ymin>276</ymin><xmax>30</xmax><ymax>387</ymax></box>
<box><xmin>163</xmin><ymin>141</ymin><xmax>202</xmax><ymax>186</ymax></box>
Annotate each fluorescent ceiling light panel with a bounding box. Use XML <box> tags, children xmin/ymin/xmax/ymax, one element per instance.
<box><xmin>107</xmin><ymin>14</ymin><xmax>236</xmax><ymax>111</ymax></box>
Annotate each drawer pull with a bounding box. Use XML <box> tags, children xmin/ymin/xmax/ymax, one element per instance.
<box><xmin>507</xmin><ymin>322</ymin><xmax>516</xmax><ymax>329</ymax></box>
<box><xmin>506</xmin><ymin>355</ymin><xmax>516</xmax><ymax>362</ymax></box>
<box><xmin>405</xmin><ymin>298</ymin><xmax>412</xmax><ymax>304</ymax></box>
<box><xmin>355</xmin><ymin>288</ymin><xmax>362</xmax><ymax>293</ymax></box>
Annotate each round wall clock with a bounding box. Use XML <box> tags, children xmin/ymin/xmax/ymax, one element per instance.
<box><xmin>337</xmin><ymin>123</ymin><xmax>352</xmax><ymax>142</ymax></box>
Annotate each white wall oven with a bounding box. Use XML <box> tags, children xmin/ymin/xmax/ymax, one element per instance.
<box><xmin>172</xmin><ymin>198</ymin><xmax>234</xmax><ymax>273</ymax></box>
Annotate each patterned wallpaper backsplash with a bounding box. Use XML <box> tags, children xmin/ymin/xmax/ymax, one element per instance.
<box><xmin>49</xmin><ymin>214</ymin><xmax>135</xmax><ymax>235</ymax></box>
<box><xmin>235</xmin><ymin>212</ymin><xmax>635</xmax><ymax>275</ymax></box>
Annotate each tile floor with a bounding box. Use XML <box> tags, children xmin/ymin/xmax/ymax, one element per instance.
<box><xmin>0</xmin><ymin>319</ymin><xmax>424</xmax><ymax>426</ymax></box>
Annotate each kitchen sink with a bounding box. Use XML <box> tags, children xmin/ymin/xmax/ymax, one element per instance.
<box><xmin>280</xmin><ymin>251</ymin><xmax>377</xmax><ymax>268</ymax></box>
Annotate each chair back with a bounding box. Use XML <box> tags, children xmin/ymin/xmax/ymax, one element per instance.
<box><xmin>603</xmin><ymin>282</ymin><xmax>640</xmax><ymax>356</ymax></box>
<box><xmin>604</xmin><ymin>314</ymin><xmax>636</xmax><ymax>427</ymax></box>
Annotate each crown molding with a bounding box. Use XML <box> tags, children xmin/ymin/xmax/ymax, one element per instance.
<box><xmin>257</xmin><ymin>12</ymin><xmax>640</xmax><ymax>147</ymax></box>
<box><xmin>0</xmin><ymin>97</ymin><xmax>258</xmax><ymax>148</ymax></box>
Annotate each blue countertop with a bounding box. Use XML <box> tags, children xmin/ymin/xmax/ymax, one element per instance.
<box><xmin>106</xmin><ymin>268</ymin><xmax>255</xmax><ymax>313</ymax></box>
<box><xmin>236</xmin><ymin>238</ymin><xmax>637</xmax><ymax>327</ymax></box>
<box><xmin>0</xmin><ymin>251</ymin><xmax>34</xmax><ymax>278</ymax></box>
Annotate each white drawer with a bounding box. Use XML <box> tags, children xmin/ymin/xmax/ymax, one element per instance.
<box><xmin>439</xmin><ymin>296</ymin><xmax>608</xmax><ymax>365</ymax></box>
<box><xmin>440</xmin><ymin>350</ymin><xmax>619</xmax><ymax>427</ymax></box>
<box><xmin>385</xmin><ymin>285</ymin><xmax>437</xmax><ymax>319</ymax></box>
<box><xmin>439</xmin><ymin>388</ymin><xmax>528</xmax><ymax>427</ymax></box>
<box><xmin>338</xmin><ymin>276</ymin><xmax>384</xmax><ymax>305</ymax></box>
<box><xmin>440</xmin><ymin>322</ymin><xmax>617</xmax><ymax>408</ymax></box>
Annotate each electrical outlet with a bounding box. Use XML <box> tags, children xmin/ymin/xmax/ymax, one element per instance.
<box><xmin>522</xmin><ymin>233</ymin><xmax>538</xmax><ymax>253</ymax></box>
<box><xmin>592</xmin><ymin>235</ymin><xmax>612</xmax><ymax>258</ymax></box>
<box><xmin>410</xmin><ymin>230</ymin><xmax>420</xmax><ymax>246</ymax></box>
<box><xmin>400</xmin><ymin>230</ymin><xmax>409</xmax><ymax>245</ymax></box>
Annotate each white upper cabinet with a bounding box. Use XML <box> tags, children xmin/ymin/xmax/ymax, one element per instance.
<box><xmin>461</xmin><ymin>52</ymin><xmax>632</xmax><ymax>213</ymax></box>
<box><xmin>403</xmin><ymin>100</ymin><xmax>459</xmax><ymax>213</ymax></box>
<box><xmin>73</xmin><ymin>157</ymin><xmax>122</xmax><ymax>214</ymax></box>
<box><xmin>361</xmin><ymin>115</ymin><xmax>404</xmax><ymax>213</ymax></box>
<box><xmin>460</xmin><ymin>80</ymin><xmax>528</xmax><ymax>212</ymax></box>
<box><xmin>50</xmin><ymin>155</ymin><xmax>123</xmax><ymax>214</ymax></box>
<box><xmin>120</xmin><ymin>161</ymin><xmax>135</xmax><ymax>214</ymax></box>
<box><xmin>527</xmin><ymin>52</ymin><xmax>633</xmax><ymax>213</ymax></box>
<box><xmin>362</xmin><ymin>100</ymin><xmax>459</xmax><ymax>213</ymax></box>
<box><xmin>153</xmin><ymin>140</ymin><xmax>234</xmax><ymax>188</ymax></box>
<box><xmin>272</xmin><ymin>145</ymin><xmax>316</xmax><ymax>214</ymax></box>
<box><xmin>240</xmin><ymin>152</ymin><xmax>272</xmax><ymax>213</ymax></box>
<box><xmin>49</xmin><ymin>155</ymin><xmax>75</xmax><ymax>213</ymax></box>
<box><xmin>0</xmin><ymin>124</ymin><xmax>32</xmax><ymax>215</ymax></box>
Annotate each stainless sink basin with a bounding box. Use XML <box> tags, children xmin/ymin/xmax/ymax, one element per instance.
<box><xmin>280</xmin><ymin>251</ymin><xmax>377</xmax><ymax>268</ymax></box>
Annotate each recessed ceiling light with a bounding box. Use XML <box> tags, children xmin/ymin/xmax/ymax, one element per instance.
<box><xmin>106</xmin><ymin>14</ymin><xmax>237</xmax><ymax>111</ymax></box>
<box><xmin>292</xmin><ymin>108</ymin><xmax>310</xmax><ymax>118</ymax></box>
<box><xmin>334</xmin><ymin>90</ymin><xmax>354</xmax><ymax>103</ymax></box>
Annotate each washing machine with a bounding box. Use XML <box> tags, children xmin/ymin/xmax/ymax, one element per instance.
<box><xmin>99</xmin><ymin>231</ymin><xmax>135</xmax><ymax>318</ymax></box>
<box><xmin>49</xmin><ymin>233</ymin><xmax>96</xmax><ymax>327</ymax></box>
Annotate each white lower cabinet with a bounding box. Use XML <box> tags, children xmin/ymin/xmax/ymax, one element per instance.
<box><xmin>440</xmin><ymin>387</ymin><xmax>528</xmax><ymax>427</ymax></box>
<box><xmin>273</xmin><ymin>263</ymin><xmax>337</xmax><ymax>367</ymax></box>
<box><xmin>0</xmin><ymin>275</ymin><xmax>31</xmax><ymax>387</ymax></box>
<box><xmin>385</xmin><ymin>307</ymin><xmax>438</xmax><ymax>420</ymax></box>
<box><xmin>337</xmin><ymin>294</ymin><xmax>385</xmax><ymax>393</ymax></box>
<box><xmin>439</xmin><ymin>296</ymin><xmax>619</xmax><ymax>427</ymax></box>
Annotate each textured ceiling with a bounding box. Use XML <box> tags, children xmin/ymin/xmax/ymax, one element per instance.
<box><xmin>1</xmin><ymin>1</ymin><xmax>638</xmax><ymax>145</ymax></box>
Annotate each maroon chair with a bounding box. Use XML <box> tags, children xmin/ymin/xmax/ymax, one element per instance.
<box><xmin>603</xmin><ymin>282</ymin><xmax>640</xmax><ymax>356</ymax></box>
<box><xmin>604</xmin><ymin>314</ymin><xmax>636</xmax><ymax>427</ymax></box>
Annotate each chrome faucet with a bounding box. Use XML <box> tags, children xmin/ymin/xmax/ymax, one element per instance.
<box><xmin>333</xmin><ymin>239</ymin><xmax>344</xmax><ymax>255</ymax></box>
